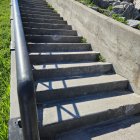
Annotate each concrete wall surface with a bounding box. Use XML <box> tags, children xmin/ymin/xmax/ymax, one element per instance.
<box><xmin>46</xmin><ymin>0</ymin><xmax>140</xmax><ymax>94</ymax></box>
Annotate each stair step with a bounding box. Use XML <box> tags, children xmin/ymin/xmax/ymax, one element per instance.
<box><xmin>21</xmin><ymin>13</ymin><xmax>62</xmax><ymax>20</ymax></box>
<box><xmin>55</xmin><ymin>115</ymin><xmax>140</xmax><ymax>140</ymax></box>
<box><xmin>26</xmin><ymin>35</ymin><xmax>82</xmax><ymax>43</ymax></box>
<box><xmin>20</xmin><ymin>0</ymin><xmax>46</xmax><ymax>4</ymax></box>
<box><xmin>21</xmin><ymin>12</ymin><xmax>60</xmax><ymax>18</ymax></box>
<box><xmin>19</xmin><ymin>5</ymin><xmax>54</xmax><ymax>10</ymax></box>
<box><xmin>22</xmin><ymin>16</ymin><xmax>63</xmax><ymax>21</ymax></box>
<box><xmin>20</xmin><ymin>2</ymin><xmax>46</xmax><ymax>5</ymax></box>
<box><xmin>21</xmin><ymin>0</ymin><xmax>43</xmax><ymax>2</ymax></box>
<box><xmin>20</xmin><ymin>3</ymin><xmax>52</xmax><ymax>8</ymax></box>
<box><xmin>33</xmin><ymin>62</ymin><xmax>113</xmax><ymax>80</ymax></box>
<box><xmin>23</xmin><ymin>18</ymin><xmax>67</xmax><ymax>24</ymax></box>
<box><xmin>30</xmin><ymin>51</ymin><xmax>99</xmax><ymax>64</ymax></box>
<box><xmin>24</xmin><ymin>28</ymin><xmax>77</xmax><ymax>36</ymax></box>
<box><xmin>38</xmin><ymin>92</ymin><xmax>140</xmax><ymax>138</ymax></box>
<box><xmin>20</xmin><ymin>7</ymin><xmax>54</xmax><ymax>13</ymax></box>
<box><xmin>36</xmin><ymin>74</ymin><xmax>128</xmax><ymax>103</ymax></box>
<box><xmin>21</xmin><ymin>10</ymin><xmax>60</xmax><ymax>16</ymax></box>
<box><xmin>28</xmin><ymin>43</ymin><xmax>91</xmax><ymax>52</ymax></box>
<box><xmin>23</xmin><ymin>22</ymin><xmax>72</xmax><ymax>30</ymax></box>
<box><xmin>20</xmin><ymin>3</ymin><xmax>48</xmax><ymax>7</ymax></box>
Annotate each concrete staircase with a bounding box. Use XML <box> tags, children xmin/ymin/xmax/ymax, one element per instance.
<box><xmin>19</xmin><ymin>0</ymin><xmax>140</xmax><ymax>139</ymax></box>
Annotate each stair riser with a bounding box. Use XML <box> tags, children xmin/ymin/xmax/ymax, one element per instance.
<box><xmin>19</xmin><ymin>5</ymin><xmax>54</xmax><ymax>10</ymax></box>
<box><xmin>20</xmin><ymin>3</ymin><xmax>49</xmax><ymax>7</ymax></box>
<box><xmin>20</xmin><ymin>7</ymin><xmax>54</xmax><ymax>12</ymax></box>
<box><xmin>22</xmin><ymin>16</ymin><xmax>63</xmax><ymax>21</ymax></box>
<box><xmin>20</xmin><ymin>0</ymin><xmax>46</xmax><ymax>4</ymax></box>
<box><xmin>30</xmin><ymin>53</ymin><xmax>98</xmax><ymax>64</ymax></box>
<box><xmin>39</xmin><ymin>103</ymin><xmax>140</xmax><ymax>138</ymax></box>
<box><xmin>23</xmin><ymin>18</ymin><xmax>67</xmax><ymax>24</ymax></box>
<box><xmin>20</xmin><ymin>5</ymin><xmax>50</xmax><ymax>9</ymax></box>
<box><xmin>23</xmin><ymin>23</ymin><xmax>72</xmax><ymax>30</ymax></box>
<box><xmin>20</xmin><ymin>2</ymin><xmax>46</xmax><ymax>5</ymax></box>
<box><xmin>36</xmin><ymin>80</ymin><xmax>128</xmax><ymax>103</ymax></box>
<box><xmin>21</xmin><ymin>14</ymin><xmax>61</xmax><ymax>19</ymax></box>
<box><xmin>28</xmin><ymin>44</ymin><xmax>91</xmax><ymax>52</ymax></box>
<box><xmin>21</xmin><ymin>13</ymin><xmax>60</xmax><ymax>18</ymax></box>
<box><xmin>22</xmin><ymin>0</ymin><xmax>43</xmax><ymax>3</ymax></box>
<box><xmin>33</xmin><ymin>64</ymin><xmax>113</xmax><ymax>80</ymax></box>
<box><xmin>26</xmin><ymin>36</ymin><xmax>81</xmax><ymax>43</ymax></box>
<box><xmin>21</xmin><ymin>11</ymin><xmax>60</xmax><ymax>16</ymax></box>
<box><xmin>25</xmin><ymin>29</ymin><xmax>77</xmax><ymax>36</ymax></box>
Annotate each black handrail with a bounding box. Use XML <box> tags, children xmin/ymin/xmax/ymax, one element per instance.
<box><xmin>13</xmin><ymin>0</ymin><xmax>40</xmax><ymax>139</ymax></box>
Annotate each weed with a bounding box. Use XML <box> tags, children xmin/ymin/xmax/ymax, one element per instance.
<box><xmin>112</xmin><ymin>14</ymin><xmax>127</xmax><ymax>24</ymax></box>
<box><xmin>97</xmin><ymin>54</ymin><xmax>106</xmax><ymax>62</ymax></box>
<box><xmin>47</xmin><ymin>3</ymin><xmax>53</xmax><ymax>8</ymax></box>
<box><xmin>81</xmin><ymin>37</ymin><xmax>87</xmax><ymax>43</ymax></box>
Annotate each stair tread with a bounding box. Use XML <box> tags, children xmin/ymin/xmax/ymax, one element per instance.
<box><xmin>22</xmin><ymin>16</ymin><xmax>63</xmax><ymax>20</ymax></box>
<box><xmin>21</xmin><ymin>11</ymin><xmax>60</xmax><ymax>16</ymax></box>
<box><xmin>25</xmin><ymin>27</ymin><xmax>74</xmax><ymax>32</ymax></box>
<box><xmin>56</xmin><ymin>114</ymin><xmax>140</xmax><ymax>140</ymax></box>
<box><xmin>24</xmin><ymin>28</ymin><xmax>77</xmax><ymax>36</ymax></box>
<box><xmin>30</xmin><ymin>51</ymin><xmax>99</xmax><ymax>55</ymax></box>
<box><xmin>23</xmin><ymin>19</ymin><xmax>67</xmax><ymax>24</ymax></box>
<box><xmin>28</xmin><ymin>43</ymin><xmax>90</xmax><ymax>45</ymax></box>
<box><xmin>23</xmin><ymin>22</ymin><xmax>70</xmax><ymax>28</ymax></box>
<box><xmin>36</xmin><ymin>74</ymin><xmax>127</xmax><ymax>92</ymax></box>
<box><xmin>23</xmin><ymin>22</ymin><xmax>69</xmax><ymax>26</ymax></box>
<box><xmin>22</xmin><ymin>15</ymin><xmax>62</xmax><ymax>19</ymax></box>
<box><xmin>33</xmin><ymin>62</ymin><xmax>111</xmax><ymax>70</ymax></box>
<box><xmin>38</xmin><ymin>92</ymin><xmax>140</xmax><ymax>126</ymax></box>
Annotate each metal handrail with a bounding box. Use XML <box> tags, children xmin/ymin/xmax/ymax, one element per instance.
<box><xmin>13</xmin><ymin>0</ymin><xmax>40</xmax><ymax>139</ymax></box>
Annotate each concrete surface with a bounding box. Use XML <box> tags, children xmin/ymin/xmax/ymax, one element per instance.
<box><xmin>46</xmin><ymin>0</ymin><xmax>140</xmax><ymax>94</ymax></box>
<box><xmin>56</xmin><ymin>115</ymin><xmax>140</xmax><ymax>140</ymax></box>
<box><xmin>24</xmin><ymin>28</ymin><xmax>77</xmax><ymax>36</ymax></box>
<box><xmin>10</xmin><ymin>48</ymin><xmax>20</xmax><ymax>119</ymax></box>
<box><xmin>33</xmin><ymin>62</ymin><xmax>113</xmax><ymax>80</ymax></box>
<box><xmin>36</xmin><ymin>74</ymin><xmax>128</xmax><ymax>103</ymax></box>
<box><xmin>39</xmin><ymin>92</ymin><xmax>140</xmax><ymax>137</ymax></box>
<box><xmin>30</xmin><ymin>51</ymin><xmax>99</xmax><ymax>64</ymax></box>
<box><xmin>23</xmin><ymin>22</ymin><xmax>72</xmax><ymax>29</ymax></box>
<box><xmin>28</xmin><ymin>43</ymin><xmax>91</xmax><ymax>52</ymax></box>
<box><xmin>36</xmin><ymin>74</ymin><xmax>127</xmax><ymax>91</ymax></box>
<box><xmin>26</xmin><ymin>35</ymin><xmax>82</xmax><ymax>43</ymax></box>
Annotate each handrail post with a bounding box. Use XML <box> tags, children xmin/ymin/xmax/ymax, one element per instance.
<box><xmin>13</xmin><ymin>0</ymin><xmax>40</xmax><ymax>139</ymax></box>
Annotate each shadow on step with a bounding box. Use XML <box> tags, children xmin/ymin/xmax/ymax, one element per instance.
<box><xmin>56</xmin><ymin>115</ymin><xmax>140</xmax><ymax>140</ymax></box>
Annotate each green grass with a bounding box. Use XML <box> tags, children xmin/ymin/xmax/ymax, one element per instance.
<box><xmin>0</xmin><ymin>0</ymin><xmax>11</xmax><ymax>139</ymax></box>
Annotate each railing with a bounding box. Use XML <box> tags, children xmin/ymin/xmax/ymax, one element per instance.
<box><xmin>13</xmin><ymin>0</ymin><xmax>40</xmax><ymax>139</ymax></box>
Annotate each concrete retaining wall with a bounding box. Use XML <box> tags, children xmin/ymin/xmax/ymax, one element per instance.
<box><xmin>46</xmin><ymin>0</ymin><xmax>140</xmax><ymax>94</ymax></box>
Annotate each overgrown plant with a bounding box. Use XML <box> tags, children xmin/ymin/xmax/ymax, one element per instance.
<box><xmin>47</xmin><ymin>3</ymin><xmax>53</xmax><ymax>8</ymax></box>
<box><xmin>76</xmin><ymin>0</ymin><xmax>128</xmax><ymax>25</ymax></box>
<box><xmin>138</xmin><ymin>23</ymin><xmax>140</xmax><ymax>30</ymax></box>
<box><xmin>112</xmin><ymin>14</ymin><xmax>127</xmax><ymax>24</ymax></box>
<box><xmin>97</xmin><ymin>54</ymin><xmax>106</xmax><ymax>62</ymax></box>
<box><xmin>53</xmin><ymin>9</ymin><xmax>58</xmax><ymax>13</ymax></box>
<box><xmin>81</xmin><ymin>37</ymin><xmax>87</xmax><ymax>43</ymax></box>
